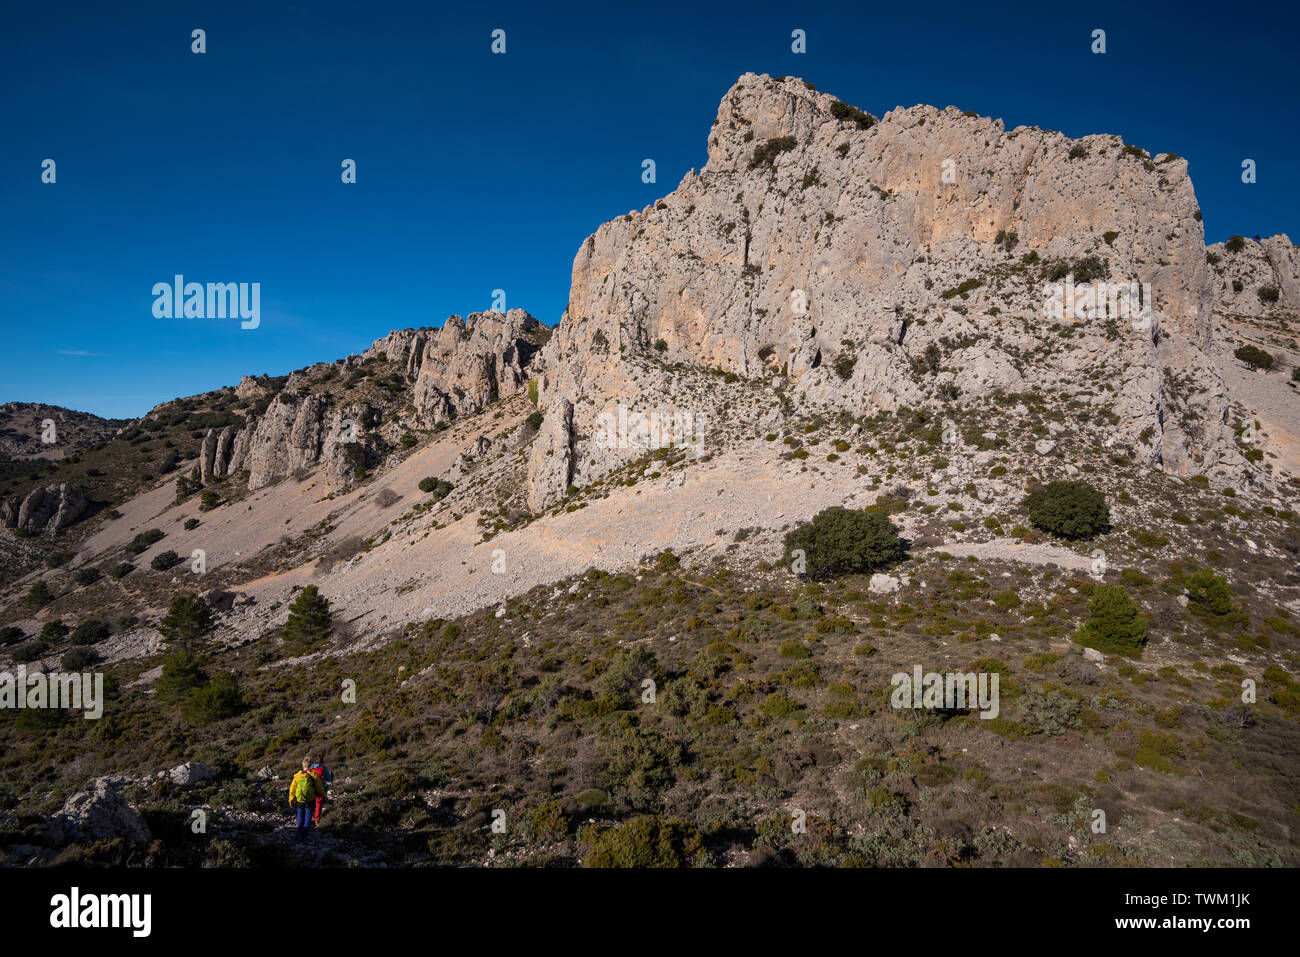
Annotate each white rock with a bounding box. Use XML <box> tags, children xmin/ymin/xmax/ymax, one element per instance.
<box><xmin>868</xmin><ymin>573</ymin><xmax>901</xmax><ymax>594</ymax></box>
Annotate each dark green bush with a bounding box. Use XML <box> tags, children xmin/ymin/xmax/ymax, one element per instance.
<box><xmin>39</xmin><ymin>620</ymin><xmax>69</xmax><ymax>642</ymax></box>
<box><xmin>418</xmin><ymin>477</ymin><xmax>454</xmax><ymax>499</ymax></box>
<box><xmin>1077</xmin><ymin>585</ymin><xmax>1147</xmax><ymax>657</ymax></box>
<box><xmin>151</xmin><ymin>550</ymin><xmax>181</xmax><ymax>571</ymax></box>
<box><xmin>61</xmin><ymin>647</ymin><xmax>100</xmax><ymax>670</ymax></box>
<box><xmin>159</xmin><ymin>593</ymin><xmax>215</xmax><ymax>653</ymax></box>
<box><xmin>183</xmin><ymin>673</ymin><xmax>245</xmax><ymax>724</ymax></box>
<box><xmin>829</xmin><ymin>100</ymin><xmax>874</xmax><ymax>129</ymax></box>
<box><xmin>26</xmin><ymin>581</ymin><xmax>53</xmax><ymax>608</ymax></box>
<box><xmin>282</xmin><ymin>585</ymin><xmax>332</xmax><ymax>649</ymax></box>
<box><xmin>1022</xmin><ymin>481</ymin><xmax>1109</xmax><ymax>539</ymax></box>
<box><xmin>1235</xmin><ymin>345</ymin><xmax>1274</xmax><ymax>370</ymax></box>
<box><xmin>70</xmin><ymin>620</ymin><xmax>110</xmax><ymax>645</ymax></box>
<box><xmin>74</xmin><ymin>567</ymin><xmax>101</xmax><ymax>587</ymax></box>
<box><xmin>126</xmin><ymin>529</ymin><xmax>165</xmax><ymax>554</ymax></box>
<box><xmin>749</xmin><ymin>135</ymin><xmax>797</xmax><ymax>170</ymax></box>
<box><xmin>782</xmin><ymin>507</ymin><xmax>903</xmax><ymax>580</ymax></box>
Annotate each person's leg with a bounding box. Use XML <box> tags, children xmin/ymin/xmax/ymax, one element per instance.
<box><xmin>296</xmin><ymin>805</ymin><xmax>311</xmax><ymax>836</ymax></box>
<box><xmin>313</xmin><ymin>796</ymin><xmax>322</xmax><ymax>826</ymax></box>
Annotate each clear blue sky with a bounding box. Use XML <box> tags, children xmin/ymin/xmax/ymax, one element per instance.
<box><xmin>2</xmin><ymin>0</ymin><xmax>1297</xmax><ymax>418</ymax></box>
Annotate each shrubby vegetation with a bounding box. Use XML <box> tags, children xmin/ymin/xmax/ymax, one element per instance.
<box><xmin>1022</xmin><ymin>481</ymin><xmax>1109</xmax><ymax>540</ymax></box>
<box><xmin>1077</xmin><ymin>585</ymin><xmax>1147</xmax><ymax>657</ymax></box>
<box><xmin>782</xmin><ymin>506</ymin><xmax>903</xmax><ymax>580</ymax></box>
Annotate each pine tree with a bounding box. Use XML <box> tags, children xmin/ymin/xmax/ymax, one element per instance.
<box><xmin>282</xmin><ymin>585</ymin><xmax>332</xmax><ymax>649</ymax></box>
<box><xmin>159</xmin><ymin>593</ymin><xmax>214</xmax><ymax>654</ymax></box>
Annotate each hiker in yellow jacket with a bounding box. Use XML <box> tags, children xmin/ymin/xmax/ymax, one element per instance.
<box><xmin>288</xmin><ymin>756</ymin><xmax>328</xmax><ymax>838</ymax></box>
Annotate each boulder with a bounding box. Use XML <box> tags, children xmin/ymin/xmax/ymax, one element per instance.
<box><xmin>868</xmin><ymin>573</ymin><xmax>902</xmax><ymax>595</ymax></box>
<box><xmin>166</xmin><ymin>762</ymin><xmax>216</xmax><ymax>788</ymax></box>
<box><xmin>54</xmin><ymin>778</ymin><xmax>152</xmax><ymax>845</ymax></box>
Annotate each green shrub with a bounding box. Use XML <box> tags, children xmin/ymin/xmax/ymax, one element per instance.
<box><xmin>61</xmin><ymin>647</ymin><xmax>100</xmax><ymax>670</ymax></box>
<box><xmin>26</xmin><ymin>581</ymin><xmax>53</xmax><ymax>608</ymax></box>
<box><xmin>1234</xmin><ymin>345</ymin><xmax>1273</xmax><ymax>370</ymax></box>
<box><xmin>749</xmin><ymin>135</ymin><xmax>797</xmax><ymax>170</ymax></box>
<box><xmin>198</xmin><ymin>490</ymin><xmax>221</xmax><ymax>511</ymax></box>
<box><xmin>184</xmin><ymin>518</ymin><xmax>200</xmax><ymax>530</ymax></box>
<box><xmin>400</xmin><ymin>433</ymin><xmax>418</xmax><ymax>449</ymax></box>
<box><xmin>1224</xmin><ymin>235</ymin><xmax>1246</xmax><ymax>253</ymax></box>
<box><xmin>280</xmin><ymin>585</ymin><xmax>331</xmax><ymax>651</ymax></box>
<box><xmin>70</xmin><ymin>620</ymin><xmax>110</xmax><ymax>645</ymax></box>
<box><xmin>1077</xmin><ymin>584</ymin><xmax>1147</xmax><ymax>657</ymax></box>
<box><xmin>74</xmin><ymin>567</ymin><xmax>101</xmax><ymax>587</ymax></box>
<box><xmin>151</xmin><ymin>550</ymin><xmax>182</xmax><ymax>571</ymax></box>
<box><xmin>526</xmin><ymin>411</ymin><xmax>544</xmax><ymax>431</ymax></box>
<box><xmin>183</xmin><ymin>673</ymin><xmax>245</xmax><ymax>724</ymax></box>
<box><xmin>126</xmin><ymin>529</ymin><xmax>165</xmax><ymax>554</ymax></box>
<box><xmin>12</xmin><ymin>641</ymin><xmax>49</xmax><ymax>663</ymax></box>
<box><xmin>109</xmin><ymin>562</ymin><xmax>135</xmax><ymax>579</ymax></box>
<box><xmin>418</xmin><ymin>477</ymin><xmax>454</xmax><ymax>499</ymax></box>
<box><xmin>1185</xmin><ymin>569</ymin><xmax>1234</xmax><ymax>616</ymax></box>
<box><xmin>829</xmin><ymin>100</ymin><xmax>874</xmax><ymax>129</ymax></box>
<box><xmin>584</xmin><ymin>815</ymin><xmax>705</xmax><ymax>868</ymax></box>
<box><xmin>159</xmin><ymin>593</ymin><xmax>215</xmax><ymax>653</ymax></box>
<box><xmin>156</xmin><ymin>651</ymin><xmax>208</xmax><ymax>702</ymax></box>
<box><xmin>1023</xmin><ymin>481</ymin><xmax>1109</xmax><ymax>539</ymax></box>
<box><xmin>782</xmin><ymin>507</ymin><xmax>903</xmax><ymax>580</ymax></box>
<box><xmin>39</xmin><ymin>620</ymin><xmax>69</xmax><ymax>642</ymax></box>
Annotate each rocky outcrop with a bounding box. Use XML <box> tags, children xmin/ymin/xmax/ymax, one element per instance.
<box><xmin>205</xmin><ymin>311</ymin><xmax>546</xmax><ymax>491</ymax></box>
<box><xmin>526</xmin><ymin>399</ymin><xmax>574</xmax><ymax>511</ymax></box>
<box><xmin>366</xmin><ymin>310</ymin><xmax>548</xmax><ymax>427</ymax></box>
<box><xmin>243</xmin><ymin>392</ymin><xmax>330</xmax><ymax>489</ymax></box>
<box><xmin>14</xmin><ymin>482</ymin><xmax>88</xmax><ymax>531</ymax></box>
<box><xmin>52</xmin><ymin>777</ymin><xmax>152</xmax><ymax>846</ymax></box>
<box><xmin>161</xmin><ymin>762</ymin><xmax>216</xmax><ymax>788</ymax></box>
<box><xmin>527</xmin><ymin>73</ymin><xmax>1237</xmax><ymax>507</ymax></box>
<box><xmin>1209</xmin><ymin>234</ymin><xmax>1300</xmax><ymax>320</ymax></box>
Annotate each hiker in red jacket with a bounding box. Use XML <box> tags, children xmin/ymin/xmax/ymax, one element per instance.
<box><xmin>309</xmin><ymin>757</ymin><xmax>333</xmax><ymax>827</ymax></box>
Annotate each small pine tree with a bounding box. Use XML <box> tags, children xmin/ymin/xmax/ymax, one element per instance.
<box><xmin>1077</xmin><ymin>584</ymin><xmax>1147</xmax><ymax>657</ymax></box>
<box><xmin>159</xmin><ymin>593</ymin><xmax>215</xmax><ymax>654</ymax></box>
<box><xmin>26</xmin><ymin>581</ymin><xmax>53</xmax><ymax>608</ymax></box>
<box><xmin>282</xmin><ymin>585</ymin><xmax>332</xmax><ymax>649</ymax></box>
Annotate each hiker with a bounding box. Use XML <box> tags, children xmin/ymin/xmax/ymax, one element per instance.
<box><xmin>288</xmin><ymin>756</ymin><xmax>327</xmax><ymax>838</ymax></box>
<box><xmin>308</xmin><ymin>756</ymin><xmax>334</xmax><ymax>827</ymax></box>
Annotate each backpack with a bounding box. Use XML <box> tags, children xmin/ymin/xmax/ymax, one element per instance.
<box><xmin>291</xmin><ymin>771</ymin><xmax>318</xmax><ymax>805</ymax></box>
<box><xmin>310</xmin><ymin>763</ymin><xmax>326</xmax><ymax>782</ymax></box>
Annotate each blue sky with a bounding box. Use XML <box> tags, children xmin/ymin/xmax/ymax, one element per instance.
<box><xmin>2</xmin><ymin>0</ymin><xmax>1297</xmax><ymax>418</ymax></box>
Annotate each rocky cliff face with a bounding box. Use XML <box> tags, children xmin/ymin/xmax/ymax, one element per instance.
<box><xmin>528</xmin><ymin>73</ymin><xmax>1240</xmax><ymax>509</ymax></box>
<box><xmin>202</xmin><ymin>310</ymin><xmax>547</xmax><ymax>491</ymax></box>
<box><xmin>365</xmin><ymin>309</ymin><xmax>547</xmax><ymax>427</ymax></box>
<box><xmin>1209</xmin><ymin>234</ymin><xmax>1300</xmax><ymax>320</ymax></box>
<box><xmin>0</xmin><ymin>482</ymin><xmax>89</xmax><ymax>532</ymax></box>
